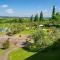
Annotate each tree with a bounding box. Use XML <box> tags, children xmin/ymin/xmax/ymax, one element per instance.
<box><xmin>56</xmin><ymin>12</ymin><xmax>60</xmax><ymax>16</ymax></box>
<box><xmin>29</xmin><ymin>15</ymin><xmax>34</xmax><ymax>28</ymax></box>
<box><xmin>30</xmin><ymin>15</ymin><xmax>33</xmax><ymax>22</ymax></box>
<box><xmin>54</xmin><ymin>12</ymin><xmax>60</xmax><ymax>24</ymax></box>
<box><xmin>31</xmin><ymin>29</ymin><xmax>57</xmax><ymax>51</ymax></box>
<box><xmin>34</xmin><ymin>14</ymin><xmax>38</xmax><ymax>22</ymax></box>
<box><xmin>39</xmin><ymin>11</ymin><xmax>43</xmax><ymax>21</ymax></box>
<box><xmin>32</xmin><ymin>30</ymin><xmax>44</xmax><ymax>45</ymax></box>
<box><xmin>18</xmin><ymin>18</ymin><xmax>23</xmax><ymax>23</ymax></box>
<box><xmin>52</xmin><ymin>6</ymin><xmax>55</xmax><ymax>19</ymax></box>
<box><xmin>3</xmin><ymin>39</ymin><xmax>10</xmax><ymax>49</ymax></box>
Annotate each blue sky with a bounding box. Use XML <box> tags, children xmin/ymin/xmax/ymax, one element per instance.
<box><xmin>0</xmin><ymin>0</ymin><xmax>60</xmax><ymax>17</ymax></box>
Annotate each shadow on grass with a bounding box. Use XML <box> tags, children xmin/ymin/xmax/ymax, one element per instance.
<box><xmin>25</xmin><ymin>38</ymin><xmax>60</xmax><ymax>60</ymax></box>
<box><xmin>44</xmin><ymin>24</ymin><xmax>60</xmax><ymax>28</ymax></box>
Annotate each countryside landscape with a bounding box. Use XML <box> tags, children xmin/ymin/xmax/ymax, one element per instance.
<box><xmin>0</xmin><ymin>0</ymin><xmax>60</xmax><ymax>60</ymax></box>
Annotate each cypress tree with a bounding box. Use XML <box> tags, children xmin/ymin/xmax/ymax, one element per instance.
<box><xmin>30</xmin><ymin>15</ymin><xmax>33</xmax><ymax>22</ymax></box>
<box><xmin>52</xmin><ymin>6</ymin><xmax>55</xmax><ymax>19</ymax></box>
<box><xmin>34</xmin><ymin>14</ymin><xmax>38</xmax><ymax>22</ymax></box>
<box><xmin>39</xmin><ymin>11</ymin><xmax>43</xmax><ymax>21</ymax></box>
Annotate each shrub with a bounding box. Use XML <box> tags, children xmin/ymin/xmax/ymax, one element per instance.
<box><xmin>26</xmin><ymin>29</ymin><xmax>57</xmax><ymax>52</ymax></box>
<box><xmin>3</xmin><ymin>38</ymin><xmax>10</xmax><ymax>49</ymax></box>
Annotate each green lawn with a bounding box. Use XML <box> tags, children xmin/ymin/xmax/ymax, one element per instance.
<box><xmin>8</xmin><ymin>48</ymin><xmax>35</xmax><ymax>60</ymax></box>
<box><xmin>8</xmin><ymin>47</ymin><xmax>60</xmax><ymax>60</ymax></box>
<box><xmin>26</xmin><ymin>48</ymin><xmax>60</xmax><ymax>60</ymax></box>
<box><xmin>20</xmin><ymin>29</ymin><xmax>36</xmax><ymax>34</ymax></box>
<box><xmin>0</xmin><ymin>49</ymin><xmax>3</xmax><ymax>54</ymax></box>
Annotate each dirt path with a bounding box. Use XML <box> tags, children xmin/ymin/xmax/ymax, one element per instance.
<box><xmin>0</xmin><ymin>34</ymin><xmax>31</xmax><ymax>60</ymax></box>
<box><xmin>0</xmin><ymin>48</ymin><xmax>18</xmax><ymax>60</ymax></box>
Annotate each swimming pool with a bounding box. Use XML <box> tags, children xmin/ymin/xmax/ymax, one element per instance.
<box><xmin>0</xmin><ymin>28</ymin><xmax>10</xmax><ymax>32</ymax></box>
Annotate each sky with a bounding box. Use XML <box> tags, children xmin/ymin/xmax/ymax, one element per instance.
<box><xmin>0</xmin><ymin>0</ymin><xmax>60</xmax><ymax>17</ymax></box>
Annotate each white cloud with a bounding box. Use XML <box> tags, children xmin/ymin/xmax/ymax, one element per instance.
<box><xmin>43</xmin><ymin>9</ymin><xmax>51</xmax><ymax>17</ymax></box>
<box><xmin>43</xmin><ymin>10</ymin><xmax>48</xmax><ymax>16</ymax></box>
<box><xmin>1</xmin><ymin>4</ymin><xmax>8</xmax><ymax>8</ymax></box>
<box><xmin>6</xmin><ymin>9</ymin><xmax>15</xmax><ymax>14</ymax></box>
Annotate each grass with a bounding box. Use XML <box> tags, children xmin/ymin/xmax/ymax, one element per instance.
<box><xmin>20</xmin><ymin>29</ymin><xmax>36</xmax><ymax>34</ymax></box>
<box><xmin>8</xmin><ymin>48</ymin><xmax>35</xmax><ymax>60</ymax></box>
<box><xmin>0</xmin><ymin>32</ymin><xmax>5</xmax><ymax>35</ymax></box>
<box><xmin>0</xmin><ymin>49</ymin><xmax>3</xmax><ymax>54</ymax></box>
<box><xmin>8</xmin><ymin>28</ymin><xmax>60</xmax><ymax>60</ymax></box>
<box><xmin>26</xmin><ymin>48</ymin><xmax>60</xmax><ymax>60</ymax></box>
<box><xmin>8</xmin><ymin>46</ymin><xmax>60</xmax><ymax>60</ymax></box>
<box><xmin>26</xmin><ymin>38</ymin><xmax>60</xmax><ymax>60</ymax></box>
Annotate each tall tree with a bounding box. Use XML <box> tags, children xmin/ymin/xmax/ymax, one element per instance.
<box><xmin>52</xmin><ymin>6</ymin><xmax>55</xmax><ymax>19</ymax></box>
<box><xmin>39</xmin><ymin>11</ymin><xmax>43</xmax><ymax>21</ymax></box>
<box><xmin>34</xmin><ymin>14</ymin><xmax>38</xmax><ymax>22</ymax></box>
<box><xmin>29</xmin><ymin>15</ymin><xmax>34</xmax><ymax>29</ymax></box>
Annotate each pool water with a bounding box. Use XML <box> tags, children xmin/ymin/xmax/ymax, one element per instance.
<box><xmin>0</xmin><ymin>28</ymin><xmax>10</xmax><ymax>32</ymax></box>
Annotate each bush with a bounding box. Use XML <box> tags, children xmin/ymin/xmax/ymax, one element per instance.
<box><xmin>9</xmin><ymin>24</ymin><xmax>25</xmax><ymax>34</ymax></box>
<box><xmin>26</xmin><ymin>29</ymin><xmax>57</xmax><ymax>52</ymax></box>
<box><xmin>23</xmin><ymin>44</ymin><xmax>39</xmax><ymax>52</ymax></box>
<box><xmin>3</xmin><ymin>38</ymin><xmax>10</xmax><ymax>49</ymax></box>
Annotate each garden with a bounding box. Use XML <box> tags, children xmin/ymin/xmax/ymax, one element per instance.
<box><xmin>0</xmin><ymin>6</ymin><xmax>60</xmax><ymax>60</ymax></box>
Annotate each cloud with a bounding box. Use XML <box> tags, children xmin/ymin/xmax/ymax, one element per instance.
<box><xmin>43</xmin><ymin>9</ymin><xmax>51</xmax><ymax>17</ymax></box>
<box><xmin>6</xmin><ymin>9</ymin><xmax>15</xmax><ymax>14</ymax></box>
<box><xmin>43</xmin><ymin>10</ymin><xmax>48</xmax><ymax>16</ymax></box>
<box><xmin>1</xmin><ymin>4</ymin><xmax>8</xmax><ymax>8</ymax></box>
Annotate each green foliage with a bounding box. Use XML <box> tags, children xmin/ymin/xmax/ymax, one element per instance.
<box><xmin>8</xmin><ymin>48</ymin><xmax>34</xmax><ymax>60</ymax></box>
<box><xmin>32</xmin><ymin>30</ymin><xmax>44</xmax><ymax>45</ymax></box>
<box><xmin>50</xmin><ymin>6</ymin><xmax>60</xmax><ymax>25</ymax></box>
<box><xmin>34</xmin><ymin>14</ymin><xmax>38</xmax><ymax>22</ymax></box>
<box><xmin>0</xmin><ymin>17</ymin><xmax>24</xmax><ymax>23</ymax></box>
<box><xmin>7</xmin><ymin>23</ymin><xmax>26</xmax><ymax>34</ymax></box>
<box><xmin>27</xmin><ymin>28</ymin><xmax>57</xmax><ymax>51</ymax></box>
<box><xmin>3</xmin><ymin>39</ymin><xmax>10</xmax><ymax>49</ymax></box>
<box><xmin>0</xmin><ymin>49</ymin><xmax>3</xmax><ymax>54</ymax></box>
<box><xmin>39</xmin><ymin>11</ymin><xmax>44</xmax><ymax>21</ymax></box>
<box><xmin>53</xmin><ymin>12</ymin><xmax>60</xmax><ymax>25</ymax></box>
<box><xmin>30</xmin><ymin>15</ymin><xmax>34</xmax><ymax>22</ymax></box>
<box><xmin>52</xmin><ymin>6</ymin><xmax>56</xmax><ymax>19</ymax></box>
<box><xmin>18</xmin><ymin>18</ymin><xmax>23</xmax><ymax>23</ymax></box>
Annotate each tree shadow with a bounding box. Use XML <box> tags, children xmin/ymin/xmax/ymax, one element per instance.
<box><xmin>25</xmin><ymin>38</ymin><xmax>60</xmax><ymax>60</ymax></box>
